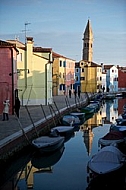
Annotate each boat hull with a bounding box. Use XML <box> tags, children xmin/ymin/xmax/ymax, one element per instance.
<box><xmin>32</xmin><ymin>136</ymin><xmax>65</xmax><ymax>153</ymax></box>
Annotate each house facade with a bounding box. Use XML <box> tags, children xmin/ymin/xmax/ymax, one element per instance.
<box><xmin>80</xmin><ymin>61</ymin><xmax>102</xmax><ymax>93</ymax></box>
<box><xmin>52</xmin><ymin>52</ymin><xmax>75</xmax><ymax>96</ymax></box>
<box><xmin>0</xmin><ymin>40</ymin><xmax>18</xmax><ymax>114</ymax></box>
<box><xmin>74</xmin><ymin>62</ymin><xmax>81</xmax><ymax>92</ymax></box>
<box><xmin>8</xmin><ymin>37</ymin><xmax>53</xmax><ymax>106</ymax></box>
<box><xmin>117</xmin><ymin>66</ymin><xmax>126</xmax><ymax>91</ymax></box>
<box><xmin>103</xmin><ymin>65</ymin><xmax>118</xmax><ymax>92</ymax></box>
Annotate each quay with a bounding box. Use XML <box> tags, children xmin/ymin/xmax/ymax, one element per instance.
<box><xmin>0</xmin><ymin>93</ymin><xmax>93</xmax><ymax>160</ymax></box>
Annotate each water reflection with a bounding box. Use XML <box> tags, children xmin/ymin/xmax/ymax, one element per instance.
<box><xmin>31</xmin><ymin>145</ymin><xmax>65</xmax><ymax>169</ymax></box>
<box><xmin>0</xmin><ymin>97</ymin><xmax>126</xmax><ymax>190</ymax></box>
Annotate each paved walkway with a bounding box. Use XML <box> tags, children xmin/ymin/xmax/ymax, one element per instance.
<box><xmin>0</xmin><ymin>93</ymin><xmax>89</xmax><ymax>146</ymax></box>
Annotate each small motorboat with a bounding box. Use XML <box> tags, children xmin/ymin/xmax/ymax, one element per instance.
<box><xmin>98</xmin><ymin>131</ymin><xmax>125</xmax><ymax>148</ymax></box>
<box><xmin>103</xmin><ymin>94</ymin><xmax>115</xmax><ymax>100</ymax></box>
<box><xmin>81</xmin><ymin>106</ymin><xmax>95</xmax><ymax>115</ymax></box>
<box><xmin>110</xmin><ymin>124</ymin><xmax>126</xmax><ymax>136</ymax></box>
<box><xmin>70</xmin><ymin>112</ymin><xmax>85</xmax><ymax>121</ymax></box>
<box><xmin>87</xmin><ymin>145</ymin><xmax>126</xmax><ymax>175</ymax></box>
<box><xmin>32</xmin><ymin>135</ymin><xmax>65</xmax><ymax>153</ymax></box>
<box><xmin>51</xmin><ymin>126</ymin><xmax>74</xmax><ymax>135</ymax></box>
<box><xmin>61</xmin><ymin>115</ymin><xmax>81</xmax><ymax>126</ymax></box>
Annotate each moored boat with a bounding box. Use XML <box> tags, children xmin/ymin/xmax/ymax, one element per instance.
<box><xmin>51</xmin><ymin>126</ymin><xmax>74</xmax><ymax>135</ymax></box>
<box><xmin>70</xmin><ymin>112</ymin><xmax>85</xmax><ymax>121</ymax></box>
<box><xmin>32</xmin><ymin>135</ymin><xmax>65</xmax><ymax>153</ymax></box>
<box><xmin>60</xmin><ymin>114</ymin><xmax>81</xmax><ymax>126</ymax></box>
<box><xmin>98</xmin><ymin>131</ymin><xmax>125</xmax><ymax>148</ymax></box>
<box><xmin>87</xmin><ymin>145</ymin><xmax>126</xmax><ymax>175</ymax></box>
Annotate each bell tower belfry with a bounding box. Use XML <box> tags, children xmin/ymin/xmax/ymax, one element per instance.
<box><xmin>82</xmin><ymin>19</ymin><xmax>93</xmax><ymax>62</ymax></box>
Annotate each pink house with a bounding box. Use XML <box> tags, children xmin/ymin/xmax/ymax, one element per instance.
<box><xmin>0</xmin><ymin>40</ymin><xmax>18</xmax><ymax>115</ymax></box>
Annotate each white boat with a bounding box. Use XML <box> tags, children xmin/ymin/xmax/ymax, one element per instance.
<box><xmin>98</xmin><ymin>131</ymin><xmax>125</xmax><ymax>148</ymax></box>
<box><xmin>51</xmin><ymin>126</ymin><xmax>74</xmax><ymax>135</ymax></box>
<box><xmin>70</xmin><ymin>112</ymin><xmax>85</xmax><ymax>120</ymax></box>
<box><xmin>103</xmin><ymin>94</ymin><xmax>115</xmax><ymax>99</ymax></box>
<box><xmin>61</xmin><ymin>115</ymin><xmax>80</xmax><ymax>126</ymax></box>
<box><xmin>32</xmin><ymin>135</ymin><xmax>65</xmax><ymax>153</ymax></box>
<box><xmin>87</xmin><ymin>145</ymin><xmax>126</xmax><ymax>175</ymax></box>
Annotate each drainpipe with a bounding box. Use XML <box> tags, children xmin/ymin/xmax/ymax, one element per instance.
<box><xmin>10</xmin><ymin>48</ymin><xmax>14</xmax><ymax>114</ymax></box>
<box><xmin>21</xmin><ymin>47</ymin><xmax>27</xmax><ymax>106</ymax></box>
<box><xmin>45</xmin><ymin>52</ymin><xmax>52</xmax><ymax>105</ymax></box>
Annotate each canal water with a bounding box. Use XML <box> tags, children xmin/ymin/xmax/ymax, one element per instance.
<box><xmin>1</xmin><ymin>97</ymin><xmax>126</xmax><ymax>190</ymax></box>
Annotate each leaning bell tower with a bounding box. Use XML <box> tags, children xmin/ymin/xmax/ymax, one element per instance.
<box><xmin>82</xmin><ymin>19</ymin><xmax>93</xmax><ymax>62</ymax></box>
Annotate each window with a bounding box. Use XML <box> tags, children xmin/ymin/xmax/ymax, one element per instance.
<box><xmin>84</xmin><ymin>43</ymin><xmax>86</xmax><ymax>47</ymax></box>
<box><xmin>81</xmin><ymin>62</ymin><xmax>83</xmax><ymax>66</ymax></box>
<box><xmin>60</xmin><ymin>60</ymin><xmax>62</xmax><ymax>67</ymax></box>
<box><xmin>80</xmin><ymin>77</ymin><xmax>85</xmax><ymax>80</ymax></box>
<box><xmin>82</xmin><ymin>68</ymin><xmax>84</xmax><ymax>72</ymax></box>
<box><xmin>76</xmin><ymin>68</ymin><xmax>79</xmax><ymax>73</ymax></box>
<box><xmin>112</xmin><ymin>70</ymin><xmax>114</xmax><ymax>72</ymax></box>
<box><xmin>63</xmin><ymin>61</ymin><xmax>66</xmax><ymax>67</ymax></box>
<box><xmin>100</xmin><ymin>76</ymin><xmax>102</xmax><ymax>81</ymax></box>
<box><xmin>17</xmin><ymin>53</ymin><xmax>22</xmax><ymax>62</ymax></box>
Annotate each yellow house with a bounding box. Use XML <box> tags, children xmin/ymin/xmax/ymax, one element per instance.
<box><xmin>7</xmin><ymin>37</ymin><xmax>53</xmax><ymax>105</ymax></box>
<box><xmin>80</xmin><ymin>61</ymin><xmax>102</xmax><ymax>93</ymax></box>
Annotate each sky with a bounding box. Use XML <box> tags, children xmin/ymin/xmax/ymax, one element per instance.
<box><xmin>0</xmin><ymin>0</ymin><xmax>126</xmax><ymax>66</ymax></box>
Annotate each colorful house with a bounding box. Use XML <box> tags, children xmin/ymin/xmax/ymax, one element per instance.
<box><xmin>52</xmin><ymin>52</ymin><xmax>75</xmax><ymax>96</ymax></box>
<box><xmin>74</xmin><ymin>62</ymin><xmax>81</xmax><ymax>92</ymax></box>
<box><xmin>117</xmin><ymin>66</ymin><xmax>126</xmax><ymax>91</ymax></box>
<box><xmin>80</xmin><ymin>61</ymin><xmax>102</xmax><ymax>93</ymax></box>
<box><xmin>102</xmin><ymin>65</ymin><xmax>118</xmax><ymax>92</ymax></box>
<box><xmin>0</xmin><ymin>40</ymin><xmax>18</xmax><ymax>114</ymax></box>
<box><xmin>8</xmin><ymin>37</ymin><xmax>53</xmax><ymax>106</ymax></box>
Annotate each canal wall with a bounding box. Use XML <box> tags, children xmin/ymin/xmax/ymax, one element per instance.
<box><xmin>0</xmin><ymin>93</ymin><xmax>94</xmax><ymax>161</ymax></box>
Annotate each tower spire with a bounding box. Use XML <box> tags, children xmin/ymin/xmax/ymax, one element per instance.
<box><xmin>82</xmin><ymin>19</ymin><xmax>93</xmax><ymax>62</ymax></box>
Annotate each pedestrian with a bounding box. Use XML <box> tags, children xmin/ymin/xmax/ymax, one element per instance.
<box><xmin>103</xmin><ymin>86</ymin><xmax>105</xmax><ymax>93</ymax></box>
<box><xmin>69</xmin><ymin>89</ymin><xmax>71</xmax><ymax>98</ymax></box>
<box><xmin>14</xmin><ymin>97</ymin><xmax>20</xmax><ymax>118</ymax></box>
<box><xmin>78</xmin><ymin>90</ymin><xmax>81</xmax><ymax>98</ymax></box>
<box><xmin>74</xmin><ymin>89</ymin><xmax>77</xmax><ymax>99</ymax></box>
<box><xmin>2</xmin><ymin>100</ymin><xmax>10</xmax><ymax>121</ymax></box>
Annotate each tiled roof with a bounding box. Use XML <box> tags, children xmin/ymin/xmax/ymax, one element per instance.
<box><xmin>52</xmin><ymin>51</ymin><xmax>75</xmax><ymax>61</ymax></box>
<box><xmin>103</xmin><ymin>65</ymin><xmax>114</xmax><ymax>69</ymax></box>
<box><xmin>0</xmin><ymin>40</ymin><xmax>18</xmax><ymax>52</ymax></box>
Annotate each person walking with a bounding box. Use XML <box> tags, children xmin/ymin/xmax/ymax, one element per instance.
<box><xmin>14</xmin><ymin>97</ymin><xmax>20</xmax><ymax>118</ymax></box>
<box><xmin>74</xmin><ymin>89</ymin><xmax>77</xmax><ymax>99</ymax></box>
<box><xmin>78</xmin><ymin>90</ymin><xmax>81</xmax><ymax>98</ymax></box>
<box><xmin>2</xmin><ymin>100</ymin><xmax>10</xmax><ymax>121</ymax></box>
<box><xmin>69</xmin><ymin>89</ymin><xmax>71</xmax><ymax>98</ymax></box>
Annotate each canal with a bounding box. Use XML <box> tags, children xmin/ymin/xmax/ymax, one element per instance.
<box><xmin>1</xmin><ymin>97</ymin><xmax>126</xmax><ymax>190</ymax></box>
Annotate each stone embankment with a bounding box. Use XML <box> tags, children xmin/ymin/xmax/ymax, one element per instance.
<box><xmin>0</xmin><ymin>93</ymin><xmax>93</xmax><ymax>160</ymax></box>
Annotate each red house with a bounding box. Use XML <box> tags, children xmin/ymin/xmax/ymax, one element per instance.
<box><xmin>0</xmin><ymin>40</ymin><xmax>18</xmax><ymax>115</ymax></box>
<box><xmin>118</xmin><ymin>67</ymin><xmax>126</xmax><ymax>90</ymax></box>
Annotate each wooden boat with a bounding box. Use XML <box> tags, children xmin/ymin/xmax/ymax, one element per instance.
<box><xmin>32</xmin><ymin>135</ymin><xmax>65</xmax><ymax>153</ymax></box>
<box><xmin>87</xmin><ymin>145</ymin><xmax>126</xmax><ymax>175</ymax></box>
<box><xmin>51</xmin><ymin>126</ymin><xmax>74</xmax><ymax>135</ymax></box>
<box><xmin>70</xmin><ymin>112</ymin><xmax>85</xmax><ymax>121</ymax></box>
<box><xmin>61</xmin><ymin>115</ymin><xmax>81</xmax><ymax>126</ymax></box>
<box><xmin>98</xmin><ymin>131</ymin><xmax>125</xmax><ymax>148</ymax></box>
<box><xmin>103</xmin><ymin>93</ymin><xmax>115</xmax><ymax>100</ymax></box>
<box><xmin>31</xmin><ymin>145</ymin><xmax>65</xmax><ymax>169</ymax></box>
<box><xmin>81</xmin><ymin>106</ymin><xmax>95</xmax><ymax>115</ymax></box>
